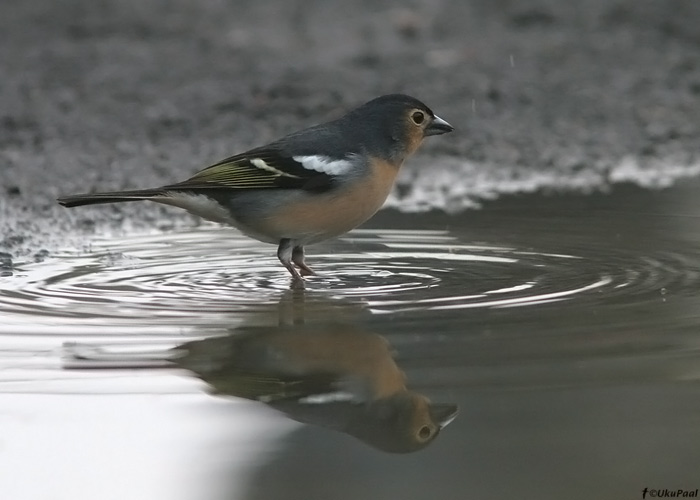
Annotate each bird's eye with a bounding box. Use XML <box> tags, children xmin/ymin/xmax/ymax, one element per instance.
<box><xmin>418</xmin><ymin>425</ymin><xmax>432</xmax><ymax>440</ymax></box>
<box><xmin>411</xmin><ymin>111</ymin><xmax>425</xmax><ymax>125</ymax></box>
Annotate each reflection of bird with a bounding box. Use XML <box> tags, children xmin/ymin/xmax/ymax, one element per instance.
<box><xmin>61</xmin><ymin>290</ymin><xmax>458</xmax><ymax>453</ymax></box>
<box><xmin>175</xmin><ymin>319</ymin><xmax>458</xmax><ymax>453</ymax></box>
<box><xmin>57</xmin><ymin>94</ymin><xmax>453</xmax><ymax>279</ymax></box>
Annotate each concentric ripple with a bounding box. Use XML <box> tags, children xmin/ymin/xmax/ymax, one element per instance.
<box><xmin>1</xmin><ymin>226</ymin><xmax>698</xmax><ymax>333</ymax></box>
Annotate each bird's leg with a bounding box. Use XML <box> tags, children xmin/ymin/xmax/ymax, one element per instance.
<box><xmin>277</xmin><ymin>239</ymin><xmax>302</xmax><ymax>280</ymax></box>
<box><xmin>292</xmin><ymin>245</ymin><xmax>316</xmax><ymax>276</ymax></box>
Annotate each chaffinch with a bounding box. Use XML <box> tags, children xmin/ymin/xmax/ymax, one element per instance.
<box><xmin>58</xmin><ymin>94</ymin><xmax>454</xmax><ymax>279</ymax></box>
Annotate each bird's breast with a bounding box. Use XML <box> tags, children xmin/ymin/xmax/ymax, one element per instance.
<box><xmin>258</xmin><ymin>158</ymin><xmax>401</xmax><ymax>244</ymax></box>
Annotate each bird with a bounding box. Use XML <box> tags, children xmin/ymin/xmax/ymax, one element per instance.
<box><xmin>58</xmin><ymin>94</ymin><xmax>454</xmax><ymax>279</ymax></box>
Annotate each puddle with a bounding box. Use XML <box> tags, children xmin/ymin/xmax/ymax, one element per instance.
<box><xmin>2</xmin><ymin>182</ymin><xmax>700</xmax><ymax>499</ymax></box>
<box><xmin>4</xmin><ymin>222</ymin><xmax>697</xmax><ymax>328</ymax></box>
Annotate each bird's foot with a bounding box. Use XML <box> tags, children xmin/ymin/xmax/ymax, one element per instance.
<box><xmin>292</xmin><ymin>245</ymin><xmax>316</xmax><ymax>276</ymax></box>
<box><xmin>297</xmin><ymin>263</ymin><xmax>316</xmax><ymax>276</ymax></box>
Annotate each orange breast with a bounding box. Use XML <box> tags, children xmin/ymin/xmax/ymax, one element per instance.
<box><xmin>260</xmin><ymin>159</ymin><xmax>401</xmax><ymax>243</ymax></box>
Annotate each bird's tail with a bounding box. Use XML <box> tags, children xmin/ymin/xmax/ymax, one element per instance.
<box><xmin>57</xmin><ymin>188</ymin><xmax>165</xmax><ymax>208</ymax></box>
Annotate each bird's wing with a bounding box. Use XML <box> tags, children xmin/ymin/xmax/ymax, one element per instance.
<box><xmin>167</xmin><ymin>148</ymin><xmax>357</xmax><ymax>192</ymax></box>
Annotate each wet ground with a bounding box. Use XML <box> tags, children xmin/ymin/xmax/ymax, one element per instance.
<box><xmin>2</xmin><ymin>1</ymin><xmax>700</xmax><ymax>499</ymax></box>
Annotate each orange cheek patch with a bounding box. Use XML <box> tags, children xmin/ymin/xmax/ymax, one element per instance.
<box><xmin>404</xmin><ymin>126</ymin><xmax>426</xmax><ymax>157</ymax></box>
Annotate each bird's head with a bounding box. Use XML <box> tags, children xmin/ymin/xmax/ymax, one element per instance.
<box><xmin>342</xmin><ymin>94</ymin><xmax>454</xmax><ymax>163</ymax></box>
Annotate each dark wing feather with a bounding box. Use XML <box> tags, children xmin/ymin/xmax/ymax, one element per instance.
<box><xmin>166</xmin><ymin>148</ymin><xmax>335</xmax><ymax>192</ymax></box>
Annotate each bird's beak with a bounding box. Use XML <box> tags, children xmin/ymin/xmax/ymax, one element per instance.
<box><xmin>425</xmin><ymin>115</ymin><xmax>454</xmax><ymax>136</ymax></box>
<box><xmin>429</xmin><ymin>404</ymin><xmax>459</xmax><ymax>429</ymax></box>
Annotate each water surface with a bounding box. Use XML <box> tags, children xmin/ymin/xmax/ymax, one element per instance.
<box><xmin>2</xmin><ymin>181</ymin><xmax>700</xmax><ymax>500</ymax></box>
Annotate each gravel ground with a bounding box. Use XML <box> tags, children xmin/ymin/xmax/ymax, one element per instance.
<box><xmin>2</xmin><ymin>0</ymin><xmax>699</xmax><ymax>258</ymax></box>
